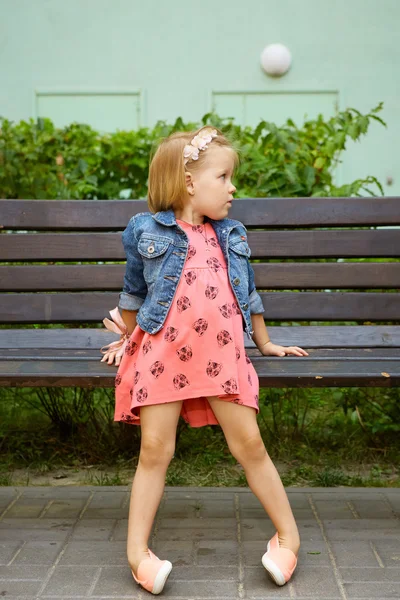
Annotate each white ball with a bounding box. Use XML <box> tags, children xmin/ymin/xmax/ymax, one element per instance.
<box><xmin>260</xmin><ymin>43</ymin><xmax>292</xmax><ymax>76</ymax></box>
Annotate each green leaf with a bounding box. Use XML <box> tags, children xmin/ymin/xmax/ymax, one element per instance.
<box><xmin>371</xmin><ymin>101</ymin><xmax>384</xmax><ymax>113</ymax></box>
<box><xmin>348</xmin><ymin>123</ymin><xmax>360</xmax><ymax>140</ymax></box>
<box><xmin>314</xmin><ymin>157</ymin><xmax>326</xmax><ymax>170</ymax></box>
<box><xmin>334</xmin><ymin>132</ymin><xmax>346</xmax><ymax>149</ymax></box>
<box><xmin>369</xmin><ymin>115</ymin><xmax>387</xmax><ymax>127</ymax></box>
<box><xmin>78</xmin><ymin>158</ymin><xmax>88</xmax><ymax>174</ymax></box>
<box><xmin>325</xmin><ymin>140</ymin><xmax>338</xmax><ymax>157</ymax></box>
<box><xmin>303</xmin><ymin>166</ymin><xmax>316</xmax><ymax>192</ymax></box>
<box><xmin>253</xmin><ymin>120</ymin><xmax>267</xmax><ymax>142</ymax></box>
<box><xmin>284</xmin><ymin>163</ymin><xmax>298</xmax><ymax>184</ymax></box>
<box><xmin>359</xmin><ymin>116</ymin><xmax>369</xmax><ymax>134</ymax></box>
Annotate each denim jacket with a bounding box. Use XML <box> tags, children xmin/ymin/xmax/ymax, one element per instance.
<box><xmin>118</xmin><ymin>209</ymin><xmax>265</xmax><ymax>340</ymax></box>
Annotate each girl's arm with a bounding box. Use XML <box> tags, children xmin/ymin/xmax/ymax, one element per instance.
<box><xmin>121</xmin><ymin>308</ymin><xmax>138</xmax><ymax>336</ymax></box>
<box><xmin>251</xmin><ymin>313</ymin><xmax>309</xmax><ymax>358</ymax></box>
<box><xmin>251</xmin><ymin>313</ymin><xmax>271</xmax><ymax>350</ymax></box>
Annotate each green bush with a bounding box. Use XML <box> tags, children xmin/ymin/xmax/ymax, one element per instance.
<box><xmin>0</xmin><ymin>103</ymin><xmax>385</xmax><ymax>199</ymax></box>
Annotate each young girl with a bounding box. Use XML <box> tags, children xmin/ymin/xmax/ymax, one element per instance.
<box><xmin>100</xmin><ymin>126</ymin><xmax>308</xmax><ymax>595</ymax></box>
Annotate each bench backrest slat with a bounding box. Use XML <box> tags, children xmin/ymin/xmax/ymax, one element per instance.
<box><xmin>1</xmin><ymin>264</ymin><xmax>400</xmax><ymax>291</ymax></box>
<box><xmin>1</xmin><ymin>197</ymin><xmax>399</xmax><ymax>327</ymax></box>
<box><xmin>1</xmin><ymin>230</ymin><xmax>399</xmax><ymax>260</ymax></box>
<box><xmin>1</xmin><ymin>197</ymin><xmax>400</xmax><ymax>228</ymax></box>
<box><xmin>2</xmin><ymin>292</ymin><xmax>399</xmax><ymax>322</ymax></box>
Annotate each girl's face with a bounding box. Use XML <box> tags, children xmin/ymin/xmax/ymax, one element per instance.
<box><xmin>185</xmin><ymin>146</ymin><xmax>237</xmax><ymax>222</ymax></box>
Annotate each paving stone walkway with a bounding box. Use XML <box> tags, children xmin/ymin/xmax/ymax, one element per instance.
<box><xmin>0</xmin><ymin>486</ymin><xmax>399</xmax><ymax>599</ymax></box>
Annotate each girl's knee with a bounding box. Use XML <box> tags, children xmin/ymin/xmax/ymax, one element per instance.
<box><xmin>139</xmin><ymin>435</ymin><xmax>175</xmax><ymax>467</ymax></box>
<box><xmin>230</xmin><ymin>433</ymin><xmax>267</xmax><ymax>464</ymax></box>
<box><xmin>138</xmin><ymin>401</ymin><xmax>182</xmax><ymax>467</ymax></box>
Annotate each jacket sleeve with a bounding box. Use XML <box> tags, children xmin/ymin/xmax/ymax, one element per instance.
<box><xmin>118</xmin><ymin>215</ymin><xmax>148</xmax><ymax>311</ymax></box>
<box><xmin>247</xmin><ymin>258</ymin><xmax>265</xmax><ymax>315</ymax></box>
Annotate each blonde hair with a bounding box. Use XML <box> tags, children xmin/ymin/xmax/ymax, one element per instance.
<box><xmin>147</xmin><ymin>126</ymin><xmax>239</xmax><ymax>213</ymax></box>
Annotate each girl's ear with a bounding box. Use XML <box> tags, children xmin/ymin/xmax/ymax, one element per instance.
<box><xmin>185</xmin><ymin>171</ymin><xmax>195</xmax><ymax>196</ymax></box>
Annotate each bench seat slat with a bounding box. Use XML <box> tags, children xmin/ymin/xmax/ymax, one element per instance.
<box><xmin>0</xmin><ymin>327</ymin><xmax>399</xmax><ymax>349</ymax></box>
<box><xmin>1</xmin><ymin>356</ymin><xmax>399</xmax><ymax>388</ymax></box>
<box><xmin>1</xmin><ymin>347</ymin><xmax>399</xmax><ymax>360</ymax></box>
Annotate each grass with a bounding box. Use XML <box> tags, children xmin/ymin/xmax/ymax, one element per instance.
<box><xmin>0</xmin><ymin>386</ymin><xmax>399</xmax><ymax>488</ymax></box>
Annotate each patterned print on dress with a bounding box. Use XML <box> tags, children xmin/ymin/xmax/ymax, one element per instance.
<box><xmin>173</xmin><ymin>373</ymin><xmax>190</xmax><ymax>389</ymax></box>
<box><xmin>248</xmin><ymin>372</ymin><xmax>252</xmax><ymax>386</ymax></box>
<box><xmin>176</xmin><ymin>345</ymin><xmax>193</xmax><ymax>362</ymax></box>
<box><xmin>193</xmin><ymin>318</ymin><xmax>208</xmax><ymax>336</ymax></box>
<box><xmin>115</xmin><ymin>374</ymin><xmax>122</xmax><ymax>386</ymax></box>
<box><xmin>186</xmin><ymin>244</ymin><xmax>196</xmax><ymax>260</ymax></box>
<box><xmin>221</xmin><ymin>378</ymin><xmax>238</xmax><ymax>394</ymax></box>
<box><xmin>120</xmin><ymin>412</ymin><xmax>135</xmax><ymax>422</ymax></box>
<box><xmin>184</xmin><ymin>271</ymin><xmax>197</xmax><ymax>285</ymax></box>
<box><xmin>143</xmin><ymin>340</ymin><xmax>152</xmax><ymax>355</ymax></box>
<box><xmin>217</xmin><ymin>329</ymin><xmax>233</xmax><ymax>347</ymax></box>
<box><xmin>245</xmin><ymin>354</ymin><xmax>251</xmax><ymax>364</ymax></box>
<box><xmin>206</xmin><ymin>257</ymin><xmax>222</xmax><ymax>272</ymax></box>
<box><xmin>205</xmin><ymin>284</ymin><xmax>219</xmax><ymax>300</ymax></box>
<box><xmin>254</xmin><ymin>394</ymin><xmax>259</xmax><ymax>405</ymax></box>
<box><xmin>136</xmin><ymin>387</ymin><xmax>148</xmax><ymax>403</ymax></box>
<box><xmin>125</xmin><ymin>340</ymin><xmax>138</xmax><ymax>356</ymax></box>
<box><xmin>177</xmin><ymin>295</ymin><xmax>191</xmax><ymax>313</ymax></box>
<box><xmin>134</xmin><ymin>370</ymin><xmax>140</xmax><ymax>385</ymax></box>
<box><xmin>206</xmin><ymin>360</ymin><xmax>222</xmax><ymax>378</ymax></box>
<box><xmin>235</xmin><ymin>346</ymin><xmax>240</xmax><ymax>361</ymax></box>
<box><xmin>231</xmin><ymin>301</ymin><xmax>241</xmax><ymax>315</ymax></box>
<box><xmin>218</xmin><ymin>303</ymin><xmax>233</xmax><ymax>318</ymax></box>
<box><xmin>149</xmin><ymin>361</ymin><xmax>164</xmax><ymax>378</ymax></box>
<box><xmin>208</xmin><ymin>236</ymin><xmax>218</xmax><ymax>248</ymax></box>
<box><xmin>164</xmin><ymin>326</ymin><xmax>179</xmax><ymax>342</ymax></box>
<box><xmin>192</xmin><ymin>225</ymin><xmax>204</xmax><ymax>233</ymax></box>
<box><xmin>230</xmin><ymin>398</ymin><xmax>244</xmax><ymax>405</ymax></box>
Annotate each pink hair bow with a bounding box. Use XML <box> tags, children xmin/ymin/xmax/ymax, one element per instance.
<box><xmin>100</xmin><ymin>307</ymin><xmax>130</xmax><ymax>360</ymax></box>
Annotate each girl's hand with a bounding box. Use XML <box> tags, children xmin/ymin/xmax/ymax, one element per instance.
<box><xmin>100</xmin><ymin>349</ymin><xmax>123</xmax><ymax>366</ymax></box>
<box><xmin>99</xmin><ymin>307</ymin><xmax>130</xmax><ymax>366</ymax></box>
<box><xmin>260</xmin><ymin>341</ymin><xmax>309</xmax><ymax>357</ymax></box>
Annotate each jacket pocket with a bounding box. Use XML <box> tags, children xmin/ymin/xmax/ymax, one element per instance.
<box><xmin>137</xmin><ymin>234</ymin><xmax>172</xmax><ymax>287</ymax></box>
<box><xmin>138</xmin><ymin>234</ymin><xmax>172</xmax><ymax>258</ymax></box>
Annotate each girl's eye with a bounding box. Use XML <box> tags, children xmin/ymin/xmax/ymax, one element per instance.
<box><xmin>220</xmin><ymin>174</ymin><xmax>226</xmax><ymax>179</ymax></box>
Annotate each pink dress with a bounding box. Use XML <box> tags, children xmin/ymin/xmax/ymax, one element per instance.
<box><xmin>114</xmin><ymin>218</ymin><xmax>259</xmax><ymax>427</ymax></box>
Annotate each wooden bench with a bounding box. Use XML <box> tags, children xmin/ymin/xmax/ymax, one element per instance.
<box><xmin>1</xmin><ymin>197</ymin><xmax>399</xmax><ymax>388</ymax></box>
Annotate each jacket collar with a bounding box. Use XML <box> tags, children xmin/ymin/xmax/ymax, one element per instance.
<box><xmin>152</xmin><ymin>208</ymin><xmax>238</xmax><ymax>232</ymax></box>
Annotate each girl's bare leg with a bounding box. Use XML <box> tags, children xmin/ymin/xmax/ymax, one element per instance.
<box><xmin>126</xmin><ymin>400</ymin><xmax>184</xmax><ymax>575</ymax></box>
<box><xmin>207</xmin><ymin>396</ymin><xmax>300</xmax><ymax>555</ymax></box>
